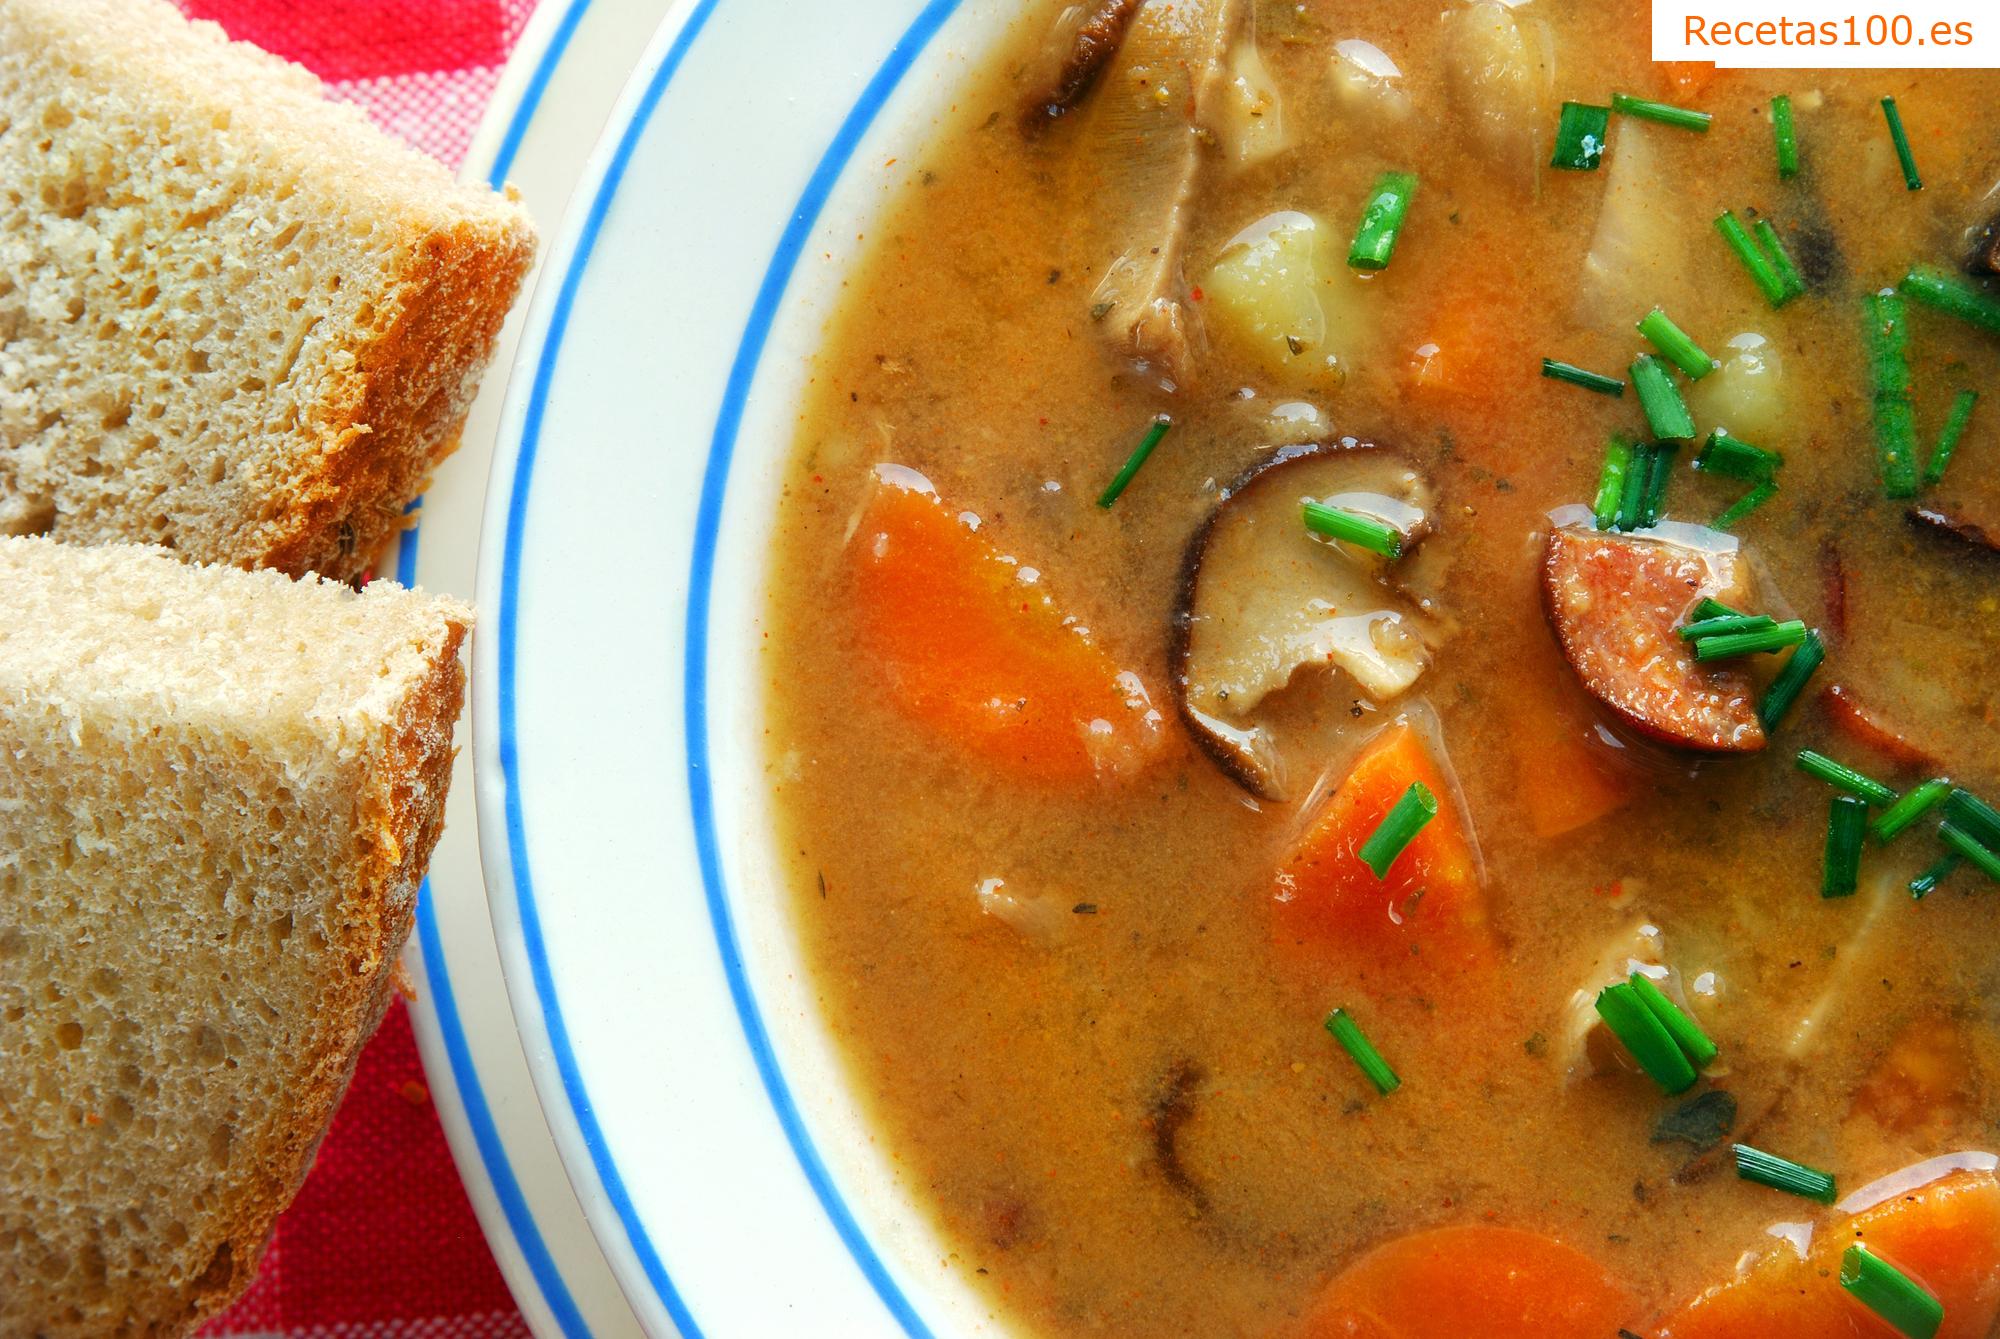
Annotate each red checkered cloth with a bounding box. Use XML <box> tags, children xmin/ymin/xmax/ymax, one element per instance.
<box><xmin>172</xmin><ymin>1</ymin><xmax>542</xmax><ymax>1334</ymax></box>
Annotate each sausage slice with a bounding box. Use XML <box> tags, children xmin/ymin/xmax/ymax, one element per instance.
<box><xmin>1541</xmin><ymin>527</ymin><xmax>1766</xmax><ymax>753</ymax></box>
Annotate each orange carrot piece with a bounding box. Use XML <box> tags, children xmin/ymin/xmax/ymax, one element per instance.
<box><xmin>1651</xmin><ymin>1169</ymin><xmax>2000</xmax><ymax>1339</ymax></box>
<box><xmin>1272</xmin><ymin>723</ymin><xmax>1491</xmax><ymax>973</ymax></box>
<box><xmin>1300</xmin><ymin>1225</ymin><xmax>1636</xmax><ymax>1339</ymax></box>
<box><xmin>1852</xmin><ymin>1017</ymin><xmax>1975</xmax><ymax>1136</ymax></box>
<box><xmin>848</xmin><ymin>465</ymin><xmax>1163</xmax><ymax>782</ymax></box>
<box><xmin>1510</xmin><ymin>660</ymin><xmax>1640</xmax><ymax>839</ymax></box>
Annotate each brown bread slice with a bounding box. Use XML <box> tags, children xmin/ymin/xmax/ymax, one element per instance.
<box><xmin>0</xmin><ymin>0</ymin><xmax>536</xmax><ymax>580</ymax></box>
<box><xmin>0</xmin><ymin>536</ymin><xmax>472</xmax><ymax>1336</ymax></box>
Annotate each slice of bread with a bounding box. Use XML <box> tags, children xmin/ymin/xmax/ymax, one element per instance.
<box><xmin>0</xmin><ymin>0</ymin><xmax>536</xmax><ymax>582</ymax></box>
<box><xmin>0</xmin><ymin>536</ymin><xmax>473</xmax><ymax>1337</ymax></box>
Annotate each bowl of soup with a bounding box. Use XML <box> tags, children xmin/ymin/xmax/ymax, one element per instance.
<box><xmin>474</xmin><ymin>1</ymin><xmax>2000</xmax><ymax>1334</ymax></box>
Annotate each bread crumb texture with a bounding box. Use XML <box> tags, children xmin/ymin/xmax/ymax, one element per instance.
<box><xmin>0</xmin><ymin>0</ymin><xmax>535</xmax><ymax>581</ymax></box>
<box><xmin>0</xmin><ymin>537</ymin><xmax>472</xmax><ymax>1337</ymax></box>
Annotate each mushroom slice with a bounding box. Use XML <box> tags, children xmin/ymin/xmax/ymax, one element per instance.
<box><xmin>1019</xmin><ymin>0</ymin><xmax>1146</xmax><ymax>132</ymax></box>
<box><xmin>1908</xmin><ymin>502</ymin><xmax>2000</xmax><ymax>557</ymax></box>
<box><xmin>1173</xmin><ymin>444</ymin><xmax>1437</xmax><ymax>799</ymax></box>
<box><xmin>1542</xmin><ymin>525</ymin><xmax>1765</xmax><ymax>754</ymax></box>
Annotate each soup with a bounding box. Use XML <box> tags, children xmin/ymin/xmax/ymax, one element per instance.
<box><xmin>763</xmin><ymin>2</ymin><xmax>2000</xmax><ymax>1334</ymax></box>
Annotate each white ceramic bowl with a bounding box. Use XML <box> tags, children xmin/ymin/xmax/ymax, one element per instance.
<box><xmin>475</xmin><ymin>1</ymin><xmax>1021</xmax><ymax>1333</ymax></box>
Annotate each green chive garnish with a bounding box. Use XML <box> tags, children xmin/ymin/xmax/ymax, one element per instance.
<box><xmin>1697</xmin><ymin>429</ymin><xmax>1783</xmax><ymax>482</ymax></box>
<box><xmin>1631</xmin><ymin>354</ymin><xmax>1695</xmax><ymax>440</ymax></box>
<box><xmin>1910</xmin><ymin>851</ymin><xmax>1962</xmax><ymax>900</ymax></box>
<box><xmin>1842</xmin><ymin>1244</ymin><xmax>1943</xmax><ymax>1339</ymax></box>
<box><xmin>1713</xmin><ymin>482</ymin><xmax>1778</xmax><ymax>529</ymax></box>
<box><xmin>1939</xmin><ymin>821</ymin><xmax>2000</xmax><ymax>883</ymax></box>
<box><xmin>1771</xmin><ymin>94</ymin><xmax>1799</xmax><ymax>179</ymax></box>
<box><xmin>1612</xmin><ymin>92</ymin><xmax>1711</xmax><ymax>133</ymax></box>
<box><xmin>1691</xmin><ymin>619</ymin><xmax>1806</xmax><ymax>661</ymax></box>
<box><xmin>1617</xmin><ymin>441</ymin><xmax>1655</xmax><ymax>531</ymax></box>
<box><xmin>1595</xmin><ymin>982</ymin><xmax>1697</xmax><ymax>1094</ymax></box>
<box><xmin>1593</xmin><ymin>435</ymin><xmax>1635</xmax><ymax>529</ymax></box>
<box><xmin>1348</xmin><ymin>171</ymin><xmax>1418</xmax><ymax>272</ymax></box>
<box><xmin>1865</xmin><ymin>290</ymin><xmax>1920</xmax><ymax>499</ymax></box>
<box><xmin>1358</xmin><ymin>781</ymin><xmax>1437</xmax><ymax>879</ymax></box>
<box><xmin>1693</xmin><ymin>597</ymin><xmax>1742</xmax><ymax>621</ymax></box>
<box><xmin>1544</xmin><ymin>358</ymin><xmax>1625</xmax><ymax>396</ymax></box>
<box><xmin>1824</xmin><ymin>794</ymin><xmax>1869</xmax><ymax>897</ymax></box>
<box><xmin>1716</xmin><ymin>211</ymin><xmax>1791</xmax><ymax>307</ymax></box>
<box><xmin>1628</xmin><ymin>972</ymin><xmax>1717</xmax><ymax>1068</ymax></box>
<box><xmin>1303</xmin><ymin>501</ymin><xmax>1403</xmax><ymax>559</ymax></box>
<box><xmin>1637</xmin><ymin>308</ymin><xmax>1714</xmax><ymax>380</ymax></box>
<box><xmin>1924</xmin><ymin>389</ymin><xmax>1979</xmax><ymax>487</ymax></box>
<box><xmin>1797</xmin><ymin>750</ymin><xmax>1899</xmax><ymax>806</ymax></box>
<box><xmin>1679</xmin><ymin>612</ymin><xmax>1776</xmax><ymax>641</ymax></box>
<box><xmin>1640</xmin><ymin>441</ymin><xmax>1678</xmax><ymax>527</ymax></box>
<box><xmin>1551</xmin><ymin>102</ymin><xmax>1610</xmax><ymax>170</ymax></box>
<box><xmin>1900</xmin><ymin>264</ymin><xmax>2000</xmax><ymax>336</ymax></box>
<box><xmin>1733</xmin><ymin>1143</ymin><xmax>1837</xmax><ymax>1203</ymax></box>
<box><xmin>1757</xmin><ymin>630</ymin><xmax>1825</xmax><ymax>730</ymax></box>
<box><xmin>1097</xmin><ymin>416</ymin><xmax>1171</xmax><ymax>507</ymax></box>
<box><xmin>1880</xmin><ymin>97</ymin><xmax>1922</xmax><ymax>192</ymax></box>
<box><xmin>1873</xmin><ymin>778</ymin><xmax>1952</xmax><ymax>844</ymax></box>
<box><xmin>1943</xmin><ymin>788</ymin><xmax>2000</xmax><ymax>851</ymax></box>
<box><xmin>1753</xmin><ymin>219</ymin><xmax>1808</xmax><ymax>301</ymax></box>
<box><xmin>1325</xmin><ymin>1008</ymin><xmax>1400</xmax><ymax>1095</ymax></box>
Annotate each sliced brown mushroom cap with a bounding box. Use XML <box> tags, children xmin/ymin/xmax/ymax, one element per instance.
<box><xmin>1541</xmin><ymin>524</ymin><xmax>1766</xmax><ymax>754</ymax></box>
<box><xmin>1908</xmin><ymin>503</ymin><xmax>2000</xmax><ymax>557</ymax></box>
<box><xmin>1171</xmin><ymin>442</ymin><xmax>1438</xmax><ymax>800</ymax></box>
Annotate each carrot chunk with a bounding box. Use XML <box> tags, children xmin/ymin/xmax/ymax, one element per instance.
<box><xmin>1272</xmin><ymin>723</ymin><xmax>1490</xmax><ymax>972</ymax></box>
<box><xmin>1651</xmin><ymin>1169</ymin><xmax>2000</xmax><ymax>1339</ymax></box>
<box><xmin>1510</xmin><ymin>657</ymin><xmax>1641</xmax><ymax>838</ymax></box>
<box><xmin>1300</xmin><ymin>1225</ymin><xmax>1635</xmax><ymax>1339</ymax></box>
<box><xmin>848</xmin><ymin>465</ymin><xmax>1163</xmax><ymax>781</ymax></box>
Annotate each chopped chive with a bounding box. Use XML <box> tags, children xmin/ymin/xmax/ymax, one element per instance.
<box><xmin>1348</xmin><ymin>171</ymin><xmax>1418</xmax><ymax>272</ymax></box>
<box><xmin>1640</xmin><ymin>441</ymin><xmax>1679</xmax><ymax>527</ymax></box>
<box><xmin>1097</xmin><ymin>416</ymin><xmax>1172</xmax><ymax>507</ymax></box>
<box><xmin>1617</xmin><ymin>441</ymin><xmax>1655</xmax><ymax>531</ymax></box>
<box><xmin>1551</xmin><ymin>102</ymin><xmax>1610</xmax><ymax>170</ymax></box>
<box><xmin>1325</xmin><ymin>1008</ymin><xmax>1400</xmax><ymax>1095</ymax></box>
<box><xmin>1880</xmin><ymin>97</ymin><xmax>1923</xmax><ymax>191</ymax></box>
<box><xmin>1942</xmin><ymin>788</ymin><xmax>2000</xmax><ymax>851</ymax></box>
<box><xmin>1733</xmin><ymin>1143</ymin><xmax>1837</xmax><ymax>1203</ymax></box>
<box><xmin>1753</xmin><ymin>219</ymin><xmax>1808</xmax><ymax>301</ymax></box>
<box><xmin>1631</xmin><ymin>354</ymin><xmax>1696</xmax><ymax>439</ymax></box>
<box><xmin>1612</xmin><ymin>92</ymin><xmax>1712</xmax><ymax>133</ymax></box>
<box><xmin>1303</xmin><ymin>501</ymin><xmax>1403</xmax><ymax>559</ymax></box>
<box><xmin>1637</xmin><ymin>308</ymin><xmax>1714</xmax><ymax>380</ymax></box>
<box><xmin>1592</xmin><ymin>435</ymin><xmax>1635</xmax><ymax>529</ymax></box>
<box><xmin>1771</xmin><ymin>94</ymin><xmax>1799</xmax><ymax>179</ymax></box>
<box><xmin>1357</xmin><ymin>781</ymin><xmax>1437</xmax><ymax>879</ymax></box>
<box><xmin>1713</xmin><ymin>481</ymin><xmax>1779</xmax><ymax>530</ymax></box>
<box><xmin>1900</xmin><ymin>264</ymin><xmax>2000</xmax><ymax>335</ymax></box>
<box><xmin>1865</xmin><ymin>290</ymin><xmax>1920</xmax><ymax>499</ymax></box>
<box><xmin>1796</xmin><ymin>750</ymin><xmax>1898</xmax><ymax>806</ymax></box>
<box><xmin>1544</xmin><ymin>358</ymin><xmax>1625</xmax><ymax>396</ymax></box>
<box><xmin>1691</xmin><ymin>619</ymin><xmax>1806</xmax><ymax>661</ymax></box>
<box><xmin>1697</xmin><ymin>429</ymin><xmax>1783</xmax><ymax>482</ymax></box>
<box><xmin>1757</xmin><ymin>629</ymin><xmax>1824</xmax><ymax>730</ymax></box>
<box><xmin>1842</xmin><ymin>1244</ymin><xmax>1944</xmax><ymax>1339</ymax></box>
<box><xmin>1679</xmin><ymin>613</ymin><xmax>1777</xmax><ymax>642</ymax></box>
<box><xmin>1595</xmin><ymin>982</ymin><xmax>1698</xmax><ymax>1094</ymax></box>
<box><xmin>1873</xmin><ymin>778</ymin><xmax>1952</xmax><ymax>844</ymax></box>
<box><xmin>1628</xmin><ymin>972</ymin><xmax>1717</xmax><ymax>1068</ymax></box>
<box><xmin>1824</xmin><ymin>794</ymin><xmax>1869</xmax><ymax>897</ymax></box>
<box><xmin>1939</xmin><ymin>821</ymin><xmax>2000</xmax><ymax>883</ymax></box>
<box><xmin>1923</xmin><ymin>390</ymin><xmax>1979</xmax><ymax>487</ymax></box>
<box><xmin>1910</xmin><ymin>851</ymin><xmax>1962</xmax><ymax>900</ymax></box>
<box><xmin>1693</xmin><ymin>597</ymin><xmax>1743</xmax><ymax>621</ymax></box>
<box><xmin>1715</xmin><ymin>211</ymin><xmax>1791</xmax><ymax>307</ymax></box>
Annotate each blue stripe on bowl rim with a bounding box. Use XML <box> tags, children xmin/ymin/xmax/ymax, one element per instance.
<box><xmin>394</xmin><ymin>2</ymin><xmax>599</xmax><ymax>1334</ymax></box>
<box><xmin>492</xmin><ymin>0</ymin><xmax>965</xmax><ymax>1334</ymax></box>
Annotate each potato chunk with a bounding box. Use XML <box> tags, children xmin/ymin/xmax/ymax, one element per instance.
<box><xmin>1204</xmin><ymin>211</ymin><xmax>1367</xmax><ymax>385</ymax></box>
